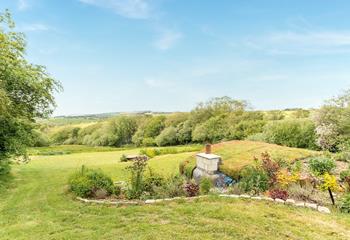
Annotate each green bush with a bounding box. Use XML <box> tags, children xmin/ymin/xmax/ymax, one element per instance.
<box><xmin>333</xmin><ymin>152</ymin><xmax>350</xmax><ymax>162</ymax></box>
<box><xmin>340</xmin><ymin>170</ymin><xmax>350</xmax><ymax>182</ymax></box>
<box><xmin>239</xmin><ymin>166</ymin><xmax>269</xmax><ymax>195</ymax></box>
<box><xmin>200</xmin><ymin>177</ymin><xmax>212</xmax><ymax>194</ymax></box>
<box><xmin>155</xmin><ymin>126</ymin><xmax>178</xmax><ymax>146</ymax></box>
<box><xmin>308</xmin><ymin>157</ymin><xmax>336</xmax><ymax>176</ymax></box>
<box><xmin>339</xmin><ymin>194</ymin><xmax>350</xmax><ymax>213</ymax></box>
<box><xmin>120</xmin><ymin>154</ymin><xmax>128</xmax><ymax>162</ymax></box>
<box><xmin>263</xmin><ymin>119</ymin><xmax>318</xmax><ymax>150</ymax></box>
<box><xmin>68</xmin><ymin>166</ymin><xmax>114</xmax><ymax>198</ymax></box>
<box><xmin>152</xmin><ymin>175</ymin><xmax>186</xmax><ymax>198</ymax></box>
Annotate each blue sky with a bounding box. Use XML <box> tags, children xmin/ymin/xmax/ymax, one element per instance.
<box><xmin>1</xmin><ymin>0</ymin><xmax>350</xmax><ymax>116</ymax></box>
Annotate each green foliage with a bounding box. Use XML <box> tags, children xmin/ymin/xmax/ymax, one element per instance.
<box><xmin>140</xmin><ymin>145</ymin><xmax>202</xmax><ymax>159</ymax></box>
<box><xmin>120</xmin><ymin>154</ymin><xmax>128</xmax><ymax>162</ymax></box>
<box><xmin>314</xmin><ymin>89</ymin><xmax>350</xmax><ymax>152</ymax></box>
<box><xmin>308</xmin><ymin>157</ymin><xmax>336</xmax><ymax>176</ymax></box>
<box><xmin>239</xmin><ymin>166</ymin><xmax>269</xmax><ymax>195</ymax></box>
<box><xmin>143</xmin><ymin>169</ymin><xmax>165</xmax><ymax>196</ymax></box>
<box><xmin>340</xmin><ymin>169</ymin><xmax>350</xmax><ymax>182</ymax></box>
<box><xmin>0</xmin><ymin>10</ymin><xmax>61</xmax><ymax>175</ymax></box>
<box><xmin>339</xmin><ymin>194</ymin><xmax>350</xmax><ymax>213</ymax></box>
<box><xmin>152</xmin><ymin>175</ymin><xmax>186</xmax><ymax>198</ymax></box>
<box><xmin>199</xmin><ymin>177</ymin><xmax>212</xmax><ymax>194</ymax></box>
<box><xmin>263</xmin><ymin>119</ymin><xmax>318</xmax><ymax>149</ymax></box>
<box><xmin>156</xmin><ymin>126</ymin><xmax>178</xmax><ymax>146</ymax></box>
<box><xmin>68</xmin><ymin>166</ymin><xmax>114</xmax><ymax>198</ymax></box>
<box><xmin>192</xmin><ymin>115</ymin><xmax>228</xmax><ymax>143</ymax></box>
<box><xmin>126</xmin><ymin>156</ymin><xmax>148</xmax><ymax>199</ymax></box>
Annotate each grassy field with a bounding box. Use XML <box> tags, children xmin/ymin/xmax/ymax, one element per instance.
<box><xmin>1</xmin><ymin>146</ymin><xmax>350</xmax><ymax>239</ymax></box>
<box><xmin>184</xmin><ymin>141</ymin><xmax>317</xmax><ymax>177</ymax></box>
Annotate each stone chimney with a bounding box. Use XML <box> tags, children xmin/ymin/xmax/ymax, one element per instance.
<box><xmin>205</xmin><ymin>144</ymin><xmax>211</xmax><ymax>154</ymax></box>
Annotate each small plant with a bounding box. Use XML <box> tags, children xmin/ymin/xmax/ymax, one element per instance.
<box><xmin>340</xmin><ymin>169</ymin><xmax>350</xmax><ymax>182</ymax></box>
<box><xmin>126</xmin><ymin>156</ymin><xmax>148</xmax><ymax>199</ymax></box>
<box><xmin>239</xmin><ymin>166</ymin><xmax>269</xmax><ymax>195</ymax></box>
<box><xmin>143</xmin><ymin>168</ymin><xmax>165</xmax><ymax>195</ymax></box>
<box><xmin>184</xmin><ymin>181</ymin><xmax>199</xmax><ymax>197</ymax></box>
<box><xmin>308</xmin><ymin>157</ymin><xmax>336</xmax><ymax>176</ymax></box>
<box><xmin>276</xmin><ymin>169</ymin><xmax>299</xmax><ymax>189</ymax></box>
<box><xmin>200</xmin><ymin>177</ymin><xmax>212</xmax><ymax>194</ymax></box>
<box><xmin>260</xmin><ymin>152</ymin><xmax>280</xmax><ymax>186</ymax></box>
<box><xmin>120</xmin><ymin>154</ymin><xmax>128</xmax><ymax>162</ymax></box>
<box><xmin>319</xmin><ymin>173</ymin><xmax>341</xmax><ymax>205</ymax></box>
<box><xmin>269</xmin><ymin>189</ymin><xmax>289</xmax><ymax>201</ymax></box>
<box><xmin>153</xmin><ymin>175</ymin><xmax>186</xmax><ymax>198</ymax></box>
<box><xmin>339</xmin><ymin>194</ymin><xmax>350</xmax><ymax>213</ymax></box>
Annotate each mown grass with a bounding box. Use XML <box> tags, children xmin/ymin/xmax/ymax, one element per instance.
<box><xmin>184</xmin><ymin>141</ymin><xmax>318</xmax><ymax>178</ymax></box>
<box><xmin>1</xmin><ymin>146</ymin><xmax>350</xmax><ymax>239</ymax></box>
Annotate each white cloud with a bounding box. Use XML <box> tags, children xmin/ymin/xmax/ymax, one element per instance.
<box><xmin>79</xmin><ymin>0</ymin><xmax>151</xmax><ymax>19</ymax></box>
<box><xmin>153</xmin><ymin>30</ymin><xmax>182</xmax><ymax>50</ymax></box>
<box><xmin>246</xmin><ymin>31</ymin><xmax>350</xmax><ymax>55</ymax></box>
<box><xmin>19</xmin><ymin>23</ymin><xmax>50</xmax><ymax>32</ymax></box>
<box><xmin>18</xmin><ymin>0</ymin><xmax>29</xmax><ymax>11</ymax></box>
<box><xmin>144</xmin><ymin>77</ymin><xmax>173</xmax><ymax>88</ymax></box>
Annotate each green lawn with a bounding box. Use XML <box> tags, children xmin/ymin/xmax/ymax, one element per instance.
<box><xmin>1</xmin><ymin>147</ymin><xmax>350</xmax><ymax>240</ymax></box>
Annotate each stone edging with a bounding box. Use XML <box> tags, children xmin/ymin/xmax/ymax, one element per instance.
<box><xmin>218</xmin><ymin>194</ymin><xmax>331</xmax><ymax>214</ymax></box>
<box><xmin>76</xmin><ymin>194</ymin><xmax>331</xmax><ymax>214</ymax></box>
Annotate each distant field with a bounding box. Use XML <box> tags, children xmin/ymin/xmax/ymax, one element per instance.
<box><xmin>1</xmin><ymin>147</ymin><xmax>350</xmax><ymax>239</ymax></box>
<box><xmin>28</xmin><ymin>144</ymin><xmax>202</xmax><ymax>156</ymax></box>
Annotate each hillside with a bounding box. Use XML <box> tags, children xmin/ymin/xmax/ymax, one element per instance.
<box><xmin>184</xmin><ymin>141</ymin><xmax>318</xmax><ymax>178</ymax></box>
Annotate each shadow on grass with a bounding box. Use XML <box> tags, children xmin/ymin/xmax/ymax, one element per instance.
<box><xmin>0</xmin><ymin>173</ymin><xmax>15</xmax><ymax>192</ymax></box>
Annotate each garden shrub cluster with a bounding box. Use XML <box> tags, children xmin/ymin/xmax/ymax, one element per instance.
<box><xmin>68</xmin><ymin>166</ymin><xmax>115</xmax><ymax>198</ymax></box>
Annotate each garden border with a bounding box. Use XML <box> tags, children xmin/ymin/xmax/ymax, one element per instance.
<box><xmin>76</xmin><ymin>194</ymin><xmax>331</xmax><ymax>214</ymax></box>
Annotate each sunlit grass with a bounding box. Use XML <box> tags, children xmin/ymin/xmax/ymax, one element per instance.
<box><xmin>1</xmin><ymin>146</ymin><xmax>350</xmax><ymax>239</ymax></box>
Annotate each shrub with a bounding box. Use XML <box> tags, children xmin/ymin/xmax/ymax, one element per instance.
<box><xmin>126</xmin><ymin>156</ymin><xmax>148</xmax><ymax>199</ymax></box>
<box><xmin>200</xmin><ymin>177</ymin><xmax>212</xmax><ymax>194</ymax></box>
<box><xmin>339</xmin><ymin>194</ymin><xmax>350</xmax><ymax>213</ymax></box>
<box><xmin>260</xmin><ymin>152</ymin><xmax>280</xmax><ymax>185</ymax></box>
<box><xmin>308</xmin><ymin>157</ymin><xmax>336</xmax><ymax>176</ymax></box>
<box><xmin>288</xmin><ymin>183</ymin><xmax>329</xmax><ymax>205</ymax></box>
<box><xmin>143</xmin><ymin>169</ymin><xmax>165</xmax><ymax>195</ymax></box>
<box><xmin>153</xmin><ymin>175</ymin><xmax>186</xmax><ymax>198</ymax></box>
<box><xmin>120</xmin><ymin>154</ymin><xmax>128</xmax><ymax>162</ymax></box>
<box><xmin>182</xmin><ymin>158</ymin><xmax>196</xmax><ymax>179</ymax></box>
<box><xmin>68</xmin><ymin>166</ymin><xmax>114</xmax><ymax>198</ymax></box>
<box><xmin>0</xmin><ymin>160</ymin><xmax>11</xmax><ymax>176</ymax></box>
<box><xmin>340</xmin><ymin>170</ymin><xmax>350</xmax><ymax>182</ymax></box>
<box><xmin>333</xmin><ymin>152</ymin><xmax>350</xmax><ymax>162</ymax></box>
<box><xmin>239</xmin><ymin>166</ymin><xmax>269</xmax><ymax>195</ymax></box>
<box><xmin>319</xmin><ymin>173</ymin><xmax>341</xmax><ymax>192</ymax></box>
<box><xmin>263</xmin><ymin>119</ymin><xmax>317</xmax><ymax>150</ymax></box>
<box><xmin>269</xmin><ymin>189</ymin><xmax>289</xmax><ymax>200</ymax></box>
<box><xmin>155</xmin><ymin>127</ymin><xmax>178</xmax><ymax>146</ymax></box>
<box><xmin>246</xmin><ymin>133</ymin><xmax>266</xmax><ymax>142</ymax></box>
<box><xmin>184</xmin><ymin>181</ymin><xmax>199</xmax><ymax>197</ymax></box>
<box><xmin>276</xmin><ymin>169</ymin><xmax>299</xmax><ymax>189</ymax></box>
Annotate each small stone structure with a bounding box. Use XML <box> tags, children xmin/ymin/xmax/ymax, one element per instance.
<box><xmin>193</xmin><ymin>144</ymin><xmax>222</xmax><ymax>184</ymax></box>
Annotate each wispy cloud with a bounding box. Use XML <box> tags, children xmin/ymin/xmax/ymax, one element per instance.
<box><xmin>153</xmin><ymin>30</ymin><xmax>182</xmax><ymax>50</ymax></box>
<box><xmin>18</xmin><ymin>23</ymin><xmax>50</xmax><ymax>32</ymax></box>
<box><xmin>79</xmin><ymin>0</ymin><xmax>151</xmax><ymax>19</ymax></box>
<box><xmin>18</xmin><ymin>0</ymin><xmax>29</xmax><ymax>11</ymax></box>
<box><xmin>246</xmin><ymin>31</ymin><xmax>350</xmax><ymax>55</ymax></box>
<box><xmin>144</xmin><ymin>77</ymin><xmax>174</xmax><ymax>88</ymax></box>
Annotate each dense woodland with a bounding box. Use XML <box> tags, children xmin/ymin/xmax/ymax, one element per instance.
<box><xmin>36</xmin><ymin>93</ymin><xmax>350</xmax><ymax>156</ymax></box>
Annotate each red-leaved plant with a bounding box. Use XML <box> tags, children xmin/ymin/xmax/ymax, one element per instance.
<box><xmin>269</xmin><ymin>189</ymin><xmax>289</xmax><ymax>201</ymax></box>
<box><xmin>184</xmin><ymin>181</ymin><xmax>199</xmax><ymax>197</ymax></box>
